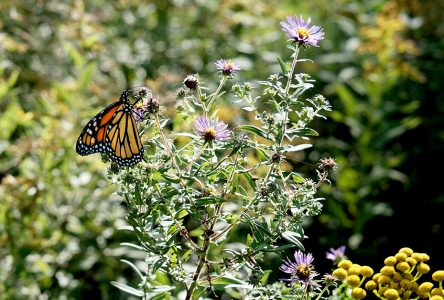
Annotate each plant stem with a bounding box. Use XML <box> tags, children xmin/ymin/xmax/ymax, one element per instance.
<box><xmin>206</xmin><ymin>76</ymin><xmax>227</xmax><ymax>113</ymax></box>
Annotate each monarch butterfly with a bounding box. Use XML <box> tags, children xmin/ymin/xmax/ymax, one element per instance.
<box><xmin>76</xmin><ymin>86</ymin><xmax>151</xmax><ymax>166</ymax></box>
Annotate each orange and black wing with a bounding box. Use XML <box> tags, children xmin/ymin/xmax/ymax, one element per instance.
<box><xmin>76</xmin><ymin>89</ymin><xmax>145</xmax><ymax>166</ymax></box>
<box><xmin>103</xmin><ymin>101</ymin><xmax>144</xmax><ymax>166</ymax></box>
<box><xmin>76</xmin><ymin>100</ymin><xmax>124</xmax><ymax>157</ymax></box>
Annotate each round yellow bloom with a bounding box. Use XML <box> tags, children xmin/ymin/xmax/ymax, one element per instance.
<box><xmin>396</xmin><ymin>261</ymin><xmax>410</xmax><ymax>272</ymax></box>
<box><xmin>429</xmin><ymin>296</ymin><xmax>444</xmax><ymax>300</ymax></box>
<box><xmin>365</xmin><ymin>280</ymin><xmax>377</xmax><ymax>290</ymax></box>
<box><xmin>384</xmin><ymin>288</ymin><xmax>400</xmax><ymax>300</ymax></box>
<box><xmin>418</xmin><ymin>262</ymin><xmax>431</xmax><ymax>274</ymax></box>
<box><xmin>399</xmin><ymin>247</ymin><xmax>413</xmax><ymax>256</ymax></box>
<box><xmin>411</xmin><ymin>252</ymin><xmax>422</xmax><ymax>261</ymax></box>
<box><xmin>421</xmin><ymin>253</ymin><xmax>430</xmax><ymax>262</ymax></box>
<box><xmin>418</xmin><ymin>282</ymin><xmax>434</xmax><ymax>294</ymax></box>
<box><xmin>338</xmin><ymin>260</ymin><xmax>353</xmax><ymax>270</ymax></box>
<box><xmin>351</xmin><ymin>287</ymin><xmax>366</xmax><ymax>299</ymax></box>
<box><xmin>381</xmin><ymin>266</ymin><xmax>395</xmax><ymax>276</ymax></box>
<box><xmin>348</xmin><ymin>266</ymin><xmax>361</xmax><ymax>276</ymax></box>
<box><xmin>347</xmin><ymin>275</ymin><xmax>361</xmax><ymax>287</ymax></box>
<box><xmin>360</xmin><ymin>266</ymin><xmax>374</xmax><ymax>277</ymax></box>
<box><xmin>431</xmin><ymin>288</ymin><xmax>444</xmax><ymax>296</ymax></box>
<box><xmin>395</xmin><ymin>252</ymin><xmax>408</xmax><ymax>262</ymax></box>
<box><xmin>433</xmin><ymin>271</ymin><xmax>444</xmax><ymax>282</ymax></box>
<box><xmin>384</xmin><ymin>256</ymin><xmax>397</xmax><ymax>266</ymax></box>
<box><xmin>406</xmin><ymin>257</ymin><xmax>417</xmax><ymax>266</ymax></box>
<box><xmin>378</xmin><ymin>275</ymin><xmax>391</xmax><ymax>285</ymax></box>
<box><xmin>333</xmin><ymin>268</ymin><xmax>348</xmax><ymax>281</ymax></box>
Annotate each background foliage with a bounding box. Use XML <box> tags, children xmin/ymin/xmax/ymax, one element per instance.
<box><xmin>1</xmin><ymin>0</ymin><xmax>443</xmax><ymax>298</ymax></box>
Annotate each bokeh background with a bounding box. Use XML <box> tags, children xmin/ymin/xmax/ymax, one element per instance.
<box><xmin>1</xmin><ymin>0</ymin><xmax>443</xmax><ymax>299</ymax></box>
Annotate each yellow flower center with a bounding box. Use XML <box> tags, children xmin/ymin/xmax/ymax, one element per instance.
<box><xmin>296</xmin><ymin>264</ymin><xmax>311</xmax><ymax>279</ymax></box>
<box><xmin>204</xmin><ymin>128</ymin><xmax>216</xmax><ymax>141</ymax></box>
<box><xmin>297</xmin><ymin>28</ymin><xmax>310</xmax><ymax>38</ymax></box>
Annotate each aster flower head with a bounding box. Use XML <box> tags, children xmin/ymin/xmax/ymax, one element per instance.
<box><xmin>215</xmin><ymin>59</ymin><xmax>241</xmax><ymax>77</ymax></box>
<box><xmin>326</xmin><ymin>246</ymin><xmax>347</xmax><ymax>263</ymax></box>
<box><xmin>280</xmin><ymin>15</ymin><xmax>325</xmax><ymax>47</ymax></box>
<box><xmin>280</xmin><ymin>250</ymin><xmax>320</xmax><ymax>288</ymax></box>
<box><xmin>132</xmin><ymin>99</ymin><xmax>149</xmax><ymax>122</ymax></box>
<box><xmin>194</xmin><ymin>116</ymin><xmax>230</xmax><ymax>143</ymax></box>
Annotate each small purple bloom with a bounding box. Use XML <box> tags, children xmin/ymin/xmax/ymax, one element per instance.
<box><xmin>326</xmin><ymin>246</ymin><xmax>347</xmax><ymax>262</ymax></box>
<box><xmin>280</xmin><ymin>15</ymin><xmax>325</xmax><ymax>47</ymax></box>
<box><xmin>132</xmin><ymin>100</ymin><xmax>149</xmax><ymax>123</ymax></box>
<box><xmin>194</xmin><ymin>116</ymin><xmax>230</xmax><ymax>142</ymax></box>
<box><xmin>215</xmin><ymin>59</ymin><xmax>241</xmax><ymax>76</ymax></box>
<box><xmin>280</xmin><ymin>250</ymin><xmax>320</xmax><ymax>288</ymax></box>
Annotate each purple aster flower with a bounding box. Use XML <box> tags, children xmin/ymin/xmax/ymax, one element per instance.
<box><xmin>215</xmin><ymin>59</ymin><xmax>241</xmax><ymax>77</ymax></box>
<box><xmin>280</xmin><ymin>15</ymin><xmax>325</xmax><ymax>47</ymax></box>
<box><xmin>132</xmin><ymin>99</ymin><xmax>149</xmax><ymax>123</ymax></box>
<box><xmin>326</xmin><ymin>246</ymin><xmax>347</xmax><ymax>263</ymax></box>
<box><xmin>280</xmin><ymin>250</ymin><xmax>320</xmax><ymax>288</ymax></box>
<box><xmin>194</xmin><ymin>116</ymin><xmax>230</xmax><ymax>143</ymax></box>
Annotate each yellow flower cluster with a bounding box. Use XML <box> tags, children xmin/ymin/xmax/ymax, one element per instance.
<box><xmin>332</xmin><ymin>247</ymin><xmax>444</xmax><ymax>300</ymax></box>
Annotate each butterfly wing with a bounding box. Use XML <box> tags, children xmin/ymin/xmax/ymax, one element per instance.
<box><xmin>104</xmin><ymin>101</ymin><xmax>144</xmax><ymax>166</ymax></box>
<box><xmin>76</xmin><ymin>89</ymin><xmax>145</xmax><ymax>167</ymax></box>
<box><xmin>76</xmin><ymin>101</ymin><xmax>123</xmax><ymax>156</ymax></box>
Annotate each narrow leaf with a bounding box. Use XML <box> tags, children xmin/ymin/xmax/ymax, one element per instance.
<box><xmin>111</xmin><ymin>281</ymin><xmax>144</xmax><ymax>297</ymax></box>
<box><xmin>277</xmin><ymin>56</ymin><xmax>288</xmax><ymax>74</ymax></box>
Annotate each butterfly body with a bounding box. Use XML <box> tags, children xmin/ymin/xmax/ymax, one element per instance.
<box><xmin>76</xmin><ymin>89</ymin><xmax>145</xmax><ymax>166</ymax></box>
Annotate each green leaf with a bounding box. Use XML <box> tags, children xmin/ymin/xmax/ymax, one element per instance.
<box><xmin>278</xmin><ymin>56</ymin><xmax>289</xmax><ymax>74</ymax></box>
<box><xmin>284</xmin><ymin>144</ymin><xmax>312</xmax><ymax>152</ymax></box>
<box><xmin>153</xmin><ymin>257</ymin><xmax>166</xmax><ymax>273</ymax></box>
<box><xmin>282</xmin><ymin>231</ymin><xmax>305</xmax><ymax>250</ymax></box>
<box><xmin>291</xmin><ymin>173</ymin><xmax>305</xmax><ymax>183</ymax></box>
<box><xmin>120</xmin><ymin>259</ymin><xmax>144</xmax><ymax>280</ymax></box>
<box><xmin>175</xmin><ymin>209</ymin><xmax>189</xmax><ymax>219</ymax></box>
<box><xmin>134</xmin><ymin>183</ymin><xmax>142</xmax><ymax>205</ymax></box>
<box><xmin>239</xmin><ymin>125</ymin><xmax>273</xmax><ymax>141</ymax></box>
<box><xmin>287</xmin><ymin>128</ymin><xmax>319</xmax><ymax>137</ymax></box>
<box><xmin>261</xmin><ymin>270</ymin><xmax>272</xmax><ymax>285</ymax></box>
<box><xmin>110</xmin><ymin>281</ymin><xmax>144</xmax><ymax>297</ymax></box>
<box><xmin>254</xmin><ymin>147</ymin><xmax>270</xmax><ymax>162</ymax></box>
<box><xmin>247</xmin><ymin>234</ymin><xmax>253</xmax><ymax>246</ymax></box>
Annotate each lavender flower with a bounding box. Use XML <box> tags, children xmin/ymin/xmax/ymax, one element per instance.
<box><xmin>280</xmin><ymin>16</ymin><xmax>325</xmax><ymax>47</ymax></box>
<box><xmin>326</xmin><ymin>246</ymin><xmax>347</xmax><ymax>263</ymax></box>
<box><xmin>194</xmin><ymin>116</ymin><xmax>230</xmax><ymax>142</ymax></box>
<box><xmin>280</xmin><ymin>250</ymin><xmax>320</xmax><ymax>288</ymax></box>
<box><xmin>215</xmin><ymin>59</ymin><xmax>241</xmax><ymax>77</ymax></box>
<box><xmin>132</xmin><ymin>100</ymin><xmax>149</xmax><ymax>123</ymax></box>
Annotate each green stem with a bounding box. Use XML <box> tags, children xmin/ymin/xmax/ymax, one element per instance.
<box><xmin>280</xmin><ymin>46</ymin><xmax>300</xmax><ymax>147</ymax></box>
<box><xmin>206</xmin><ymin>76</ymin><xmax>228</xmax><ymax>113</ymax></box>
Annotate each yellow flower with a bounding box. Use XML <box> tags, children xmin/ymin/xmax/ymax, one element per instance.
<box><xmin>384</xmin><ymin>288</ymin><xmax>400</xmax><ymax>300</ymax></box>
<box><xmin>384</xmin><ymin>256</ymin><xmax>397</xmax><ymax>266</ymax></box>
<box><xmin>347</xmin><ymin>275</ymin><xmax>361</xmax><ymax>287</ymax></box>
<box><xmin>332</xmin><ymin>268</ymin><xmax>347</xmax><ymax>281</ymax></box>
<box><xmin>351</xmin><ymin>287</ymin><xmax>366</xmax><ymax>299</ymax></box>
<box><xmin>433</xmin><ymin>271</ymin><xmax>444</xmax><ymax>282</ymax></box>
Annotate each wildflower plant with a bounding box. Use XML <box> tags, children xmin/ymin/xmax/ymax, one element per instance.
<box><xmin>332</xmin><ymin>247</ymin><xmax>444</xmax><ymax>300</ymax></box>
<box><xmin>110</xmin><ymin>15</ymin><xmax>334</xmax><ymax>299</ymax></box>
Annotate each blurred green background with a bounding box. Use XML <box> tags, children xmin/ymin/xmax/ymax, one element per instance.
<box><xmin>1</xmin><ymin>0</ymin><xmax>443</xmax><ymax>298</ymax></box>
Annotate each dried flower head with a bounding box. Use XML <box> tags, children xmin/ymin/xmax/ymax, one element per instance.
<box><xmin>194</xmin><ymin>116</ymin><xmax>230</xmax><ymax>143</ymax></box>
<box><xmin>215</xmin><ymin>59</ymin><xmax>241</xmax><ymax>77</ymax></box>
<box><xmin>280</xmin><ymin>250</ymin><xmax>320</xmax><ymax>288</ymax></box>
<box><xmin>280</xmin><ymin>16</ymin><xmax>325</xmax><ymax>47</ymax></box>
<box><xmin>184</xmin><ymin>74</ymin><xmax>199</xmax><ymax>89</ymax></box>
